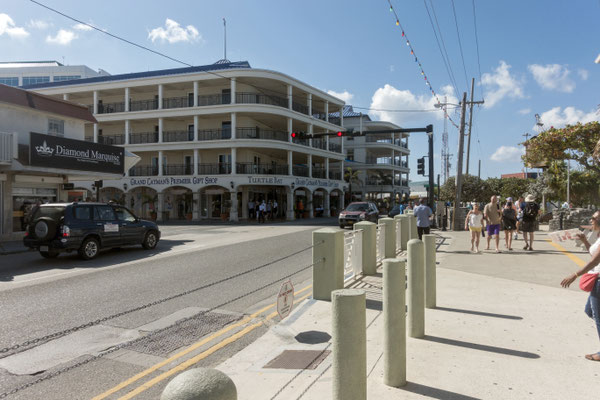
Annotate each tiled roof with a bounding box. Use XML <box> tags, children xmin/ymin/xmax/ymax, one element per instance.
<box><xmin>329</xmin><ymin>105</ymin><xmax>371</xmax><ymax>120</ymax></box>
<box><xmin>21</xmin><ymin>61</ymin><xmax>251</xmax><ymax>89</ymax></box>
<box><xmin>0</xmin><ymin>84</ymin><xmax>96</xmax><ymax>123</ymax></box>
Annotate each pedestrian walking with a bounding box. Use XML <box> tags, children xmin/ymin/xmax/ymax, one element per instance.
<box><xmin>259</xmin><ymin>200</ymin><xmax>266</xmax><ymax>223</ymax></box>
<box><xmin>521</xmin><ymin>194</ymin><xmax>540</xmax><ymax>251</ymax></box>
<box><xmin>484</xmin><ymin>195</ymin><xmax>502</xmax><ymax>253</ymax></box>
<box><xmin>413</xmin><ymin>198</ymin><xmax>432</xmax><ymax>240</ymax></box>
<box><xmin>560</xmin><ymin>210</ymin><xmax>600</xmax><ymax>361</ymax></box>
<box><xmin>502</xmin><ymin>200</ymin><xmax>517</xmax><ymax>250</ymax></box>
<box><xmin>515</xmin><ymin>196</ymin><xmax>525</xmax><ymax>240</ymax></box>
<box><xmin>266</xmin><ymin>200</ymin><xmax>272</xmax><ymax>221</ymax></box>
<box><xmin>464</xmin><ymin>203</ymin><xmax>483</xmax><ymax>253</ymax></box>
<box><xmin>248</xmin><ymin>199</ymin><xmax>255</xmax><ymax>220</ymax></box>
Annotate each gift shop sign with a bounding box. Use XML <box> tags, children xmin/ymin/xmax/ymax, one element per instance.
<box><xmin>30</xmin><ymin>132</ymin><xmax>124</xmax><ymax>174</ymax></box>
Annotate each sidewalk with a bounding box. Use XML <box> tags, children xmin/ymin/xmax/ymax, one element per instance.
<box><xmin>216</xmin><ymin>228</ymin><xmax>597</xmax><ymax>400</ymax></box>
<box><xmin>0</xmin><ymin>240</ymin><xmax>30</xmax><ymax>255</ymax></box>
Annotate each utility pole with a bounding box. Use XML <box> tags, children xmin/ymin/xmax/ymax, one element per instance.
<box><xmin>465</xmin><ymin>78</ymin><xmax>484</xmax><ymax>175</ymax></box>
<box><xmin>478</xmin><ymin>159</ymin><xmax>481</xmax><ymax>180</ymax></box>
<box><xmin>453</xmin><ymin>92</ymin><xmax>468</xmax><ymax>231</ymax></box>
<box><xmin>522</xmin><ymin>132</ymin><xmax>530</xmax><ymax>177</ymax></box>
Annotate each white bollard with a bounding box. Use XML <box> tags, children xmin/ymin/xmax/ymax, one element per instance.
<box><xmin>408</xmin><ymin>214</ymin><xmax>418</xmax><ymax>240</ymax></box>
<box><xmin>407</xmin><ymin>239</ymin><xmax>425</xmax><ymax>338</ymax></box>
<box><xmin>383</xmin><ymin>258</ymin><xmax>407</xmax><ymax>387</ymax></box>
<box><xmin>423</xmin><ymin>234</ymin><xmax>437</xmax><ymax>308</ymax></box>
<box><xmin>332</xmin><ymin>289</ymin><xmax>367</xmax><ymax>400</ymax></box>
<box><xmin>354</xmin><ymin>221</ymin><xmax>377</xmax><ymax>275</ymax></box>
<box><xmin>379</xmin><ymin>217</ymin><xmax>396</xmax><ymax>258</ymax></box>
<box><xmin>161</xmin><ymin>368</ymin><xmax>237</xmax><ymax>400</ymax></box>
<box><xmin>313</xmin><ymin>228</ymin><xmax>344</xmax><ymax>301</ymax></box>
<box><xmin>398</xmin><ymin>215</ymin><xmax>410</xmax><ymax>251</ymax></box>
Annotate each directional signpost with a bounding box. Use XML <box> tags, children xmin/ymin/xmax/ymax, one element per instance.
<box><xmin>277</xmin><ymin>280</ymin><xmax>295</xmax><ymax>320</ymax></box>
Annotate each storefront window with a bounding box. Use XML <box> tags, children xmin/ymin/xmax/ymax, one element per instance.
<box><xmin>12</xmin><ymin>187</ymin><xmax>57</xmax><ymax>232</ymax></box>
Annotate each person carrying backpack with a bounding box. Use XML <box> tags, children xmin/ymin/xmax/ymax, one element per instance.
<box><xmin>502</xmin><ymin>200</ymin><xmax>517</xmax><ymax>250</ymax></box>
<box><xmin>521</xmin><ymin>194</ymin><xmax>540</xmax><ymax>251</ymax></box>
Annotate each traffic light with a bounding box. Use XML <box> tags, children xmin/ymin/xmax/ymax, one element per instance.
<box><xmin>291</xmin><ymin>131</ymin><xmax>307</xmax><ymax>139</ymax></box>
<box><xmin>417</xmin><ymin>157</ymin><xmax>425</xmax><ymax>175</ymax></box>
<box><xmin>336</xmin><ymin>131</ymin><xmax>343</xmax><ymax>137</ymax></box>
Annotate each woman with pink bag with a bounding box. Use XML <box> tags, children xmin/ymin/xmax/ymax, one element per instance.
<box><xmin>561</xmin><ymin>210</ymin><xmax>600</xmax><ymax>361</ymax></box>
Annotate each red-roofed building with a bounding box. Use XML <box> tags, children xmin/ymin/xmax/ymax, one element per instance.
<box><xmin>501</xmin><ymin>172</ymin><xmax>539</xmax><ymax>179</ymax></box>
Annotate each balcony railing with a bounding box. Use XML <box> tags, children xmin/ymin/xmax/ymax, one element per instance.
<box><xmin>197</xmin><ymin>129</ymin><xmax>230</xmax><ymax>141</ymax></box>
<box><xmin>366</xmin><ymin>177</ymin><xmax>394</xmax><ymax>186</ymax></box>
<box><xmin>97</xmin><ymin>135</ymin><xmax>125</xmax><ymax>145</ymax></box>
<box><xmin>163</xmin><ymin>130</ymin><xmax>194</xmax><ymax>143</ymax></box>
<box><xmin>198</xmin><ymin>163</ymin><xmax>231</xmax><ymax>175</ymax></box>
<box><xmin>197</xmin><ymin>93</ymin><xmax>225</xmax><ymax>106</ymax></box>
<box><xmin>236</xmin><ymin>92</ymin><xmax>288</xmax><ymax>108</ymax></box>
<box><xmin>365</xmin><ymin>157</ymin><xmax>405</xmax><ymax>167</ymax></box>
<box><xmin>292</xmin><ymin>101</ymin><xmax>309</xmax><ymax>115</ymax></box>
<box><xmin>130</xmin><ymin>132</ymin><xmax>158</xmax><ymax>144</ymax></box>
<box><xmin>163</xmin><ymin>164</ymin><xmax>194</xmax><ymax>175</ymax></box>
<box><xmin>163</xmin><ymin>96</ymin><xmax>191</xmax><ymax>109</ymax></box>
<box><xmin>236</xmin><ymin>127</ymin><xmax>288</xmax><ymax>142</ymax></box>
<box><xmin>329</xmin><ymin>170</ymin><xmax>341</xmax><ymax>180</ymax></box>
<box><xmin>129</xmin><ymin>165</ymin><xmax>158</xmax><ymax>176</ymax></box>
<box><xmin>96</xmin><ymin>102</ymin><xmax>126</xmax><ymax>114</ymax></box>
<box><xmin>312</xmin><ymin>138</ymin><xmax>327</xmax><ymax>150</ymax></box>
<box><xmin>312</xmin><ymin>168</ymin><xmax>326</xmax><ymax>179</ymax></box>
<box><xmin>312</xmin><ymin>112</ymin><xmax>327</xmax><ymax>122</ymax></box>
<box><xmin>236</xmin><ymin>163</ymin><xmax>288</xmax><ymax>175</ymax></box>
<box><xmin>130</xmin><ymin>99</ymin><xmax>158</xmax><ymax>112</ymax></box>
<box><xmin>329</xmin><ymin>142</ymin><xmax>342</xmax><ymax>153</ymax></box>
<box><xmin>292</xmin><ymin>165</ymin><xmax>309</xmax><ymax>177</ymax></box>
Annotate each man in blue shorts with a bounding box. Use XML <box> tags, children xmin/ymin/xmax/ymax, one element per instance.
<box><xmin>484</xmin><ymin>195</ymin><xmax>502</xmax><ymax>253</ymax></box>
<box><xmin>413</xmin><ymin>198</ymin><xmax>433</xmax><ymax>240</ymax></box>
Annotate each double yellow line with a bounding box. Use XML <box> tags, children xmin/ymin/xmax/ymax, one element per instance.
<box><xmin>93</xmin><ymin>285</ymin><xmax>313</xmax><ymax>400</ymax></box>
<box><xmin>547</xmin><ymin>240</ymin><xmax>586</xmax><ymax>267</ymax></box>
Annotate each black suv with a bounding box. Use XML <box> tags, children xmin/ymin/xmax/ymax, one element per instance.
<box><xmin>24</xmin><ymin>202</ymin><xmax>161</xmax><ymax>260</ymax></box>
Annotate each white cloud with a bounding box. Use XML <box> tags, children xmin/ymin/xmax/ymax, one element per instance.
<box><xmin>528</xmin><ymin>64</ymin><xmax>575</xmax><ymax>93</ymax></box>
<box><xmin>518</xmin><ymin>108</ymin><xmax>531</xmax><ymax>115</ymax></box>
<box><xmin>73</xmin><ymin>23</ymin><xmax>93</xmax><ymax>31</ymax></box>
<box><xmin>578</xmin><ymin>69</ymin><xmax>589</xmax><ymax>80</ymax></box>
<box><xmin>327</xmin><ymin>90</ymin><xmax>354</xmax><ymax>103</ymax></box>
<box><xmin>535</xmin><ymin>106</ymin><xmax>599</xmax><ymax>130</ymax></box>
<box><xmin>148</xmin><ymin>19</ymin><xmax>200</xmax><ymax>43</ymax></box>
<box><xmin>490</xmin><ymin>146</ymin><xmax>525</xmax><ymax>163</ymax></box>
<box><xmin>481</xmin><ymin>61</ymin><xmax>524</xmax><ymax>108</ymax></box>
<box><xmin>368</xmin><ymin>84</ymin><xmax>458</xmax><ymax>126</ymax></box>
<box><xmin>46</xmin><ymin>29</ymin><xmax>77</xmax><ymax>45</ymax></box>
<box><xmin>28</xmin><ymin>19</ymin><xmax>50</xmax><ymax>30</ymax></box>
<box><xmin>0</xmin><ymin>13</ymin><xmax>29</xmax><ymax>38</ymax></box>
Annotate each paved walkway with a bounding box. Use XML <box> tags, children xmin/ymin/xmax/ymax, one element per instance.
<box><xmin>215</xmin><ymin>227</ymin><xmax>598</xmax><ymax>400</ymax></box>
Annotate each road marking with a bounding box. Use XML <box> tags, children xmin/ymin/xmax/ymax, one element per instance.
<box><xmin>92</xmin><ymin>285</ymin><xmax>312</xmax><ymax>400</ymax></box>
<box><xmin>120</xmin><ymin>290</ymin><xmax>314</xmax><ymax>400</ymax></box>
<box><xmin>547</xmin><ymin>240</ymin><xmax>586</xmax><ymax>267</ymax></box>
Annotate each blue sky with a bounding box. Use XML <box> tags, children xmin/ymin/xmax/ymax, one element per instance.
<box><xmin>1</xmin><ymin>0</ymin><xmax>599</xmax><ymax>182</ymax></box>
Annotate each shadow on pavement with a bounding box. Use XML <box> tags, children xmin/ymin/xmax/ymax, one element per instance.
<box><xmin>400</xmin><ymin>382</ymin><xmax>482</xmax><ymax>400</ymax></box>
<box><xmin>435</xmin><ymin>306</ymin><xmax>522</xmax><ymax>320</ymax></box>
<box><xmin>423</xmin><ymin>335</ymin><xmax>540</xmax><ymax>359</ymax></box>
<box><xmin>0</xmin><ymin>239</ymin><xmax>193</xmax><ymax>282</ymax></box>
<box><xmin>366</xmin><ymin>298</ymin><xmax>383</xmax><ymax>311</ymax></box>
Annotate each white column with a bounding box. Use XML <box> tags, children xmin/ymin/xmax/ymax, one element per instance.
<box><xmin>308</xmin><ymin>154</ymin><xmax>312</xmax><ymax>178</ymax></box>
<box><xmin>308</xmin><ymin>124</ymin><xmax>313</xmax><ymax>148</ymax></box>
<box><xmin>339</xmin><ymin>191</ymin><xmax>345</xmax><ymax>210</ymax></box>
<box><xmin>231</xmin><ymin>112</ymin><xmax>237</xmax><ymax>139</ymax></box>
<box><xmin>286</xmin><ymin>187</ymin><xmax>294</xmax><ymax>220</ymax></box>
<box><xmin>193</xmin><ymin>81</ymin><xmax>198</xmax><ymax>107</ymax></box>
<box><xmin>158</xmin><ymin>84</ymin><xmax>163</xmax><ymax>110</ymax></box>
<box><xmin>62</xmin><ymin>93</ymin><xmax>69</xmax><ymax>101</ymax></box>
<box><xmin>157</xmin><ymin>192</ymin><xmax>165</xmax><ymax>222</ymax></box>
<box><xmin>287</xmin><ymin>117</ymin><xmax>293</xmax><ymax>142</ymax></box>
<box><xmin>194</xmin><ymin>115</ymin><xmax>199</xmax><ymax>141</ymax></box>
<box><xmin>326</xmin><ymin>135</ymin><xmax>330</xmax><ymax>151</ymax></box>
<box><xmin>287</xmin><ymin>150</ymin><xmax>293</xmax><ymax>176</ymax></box>
<box><xmin>307</xmin><ymin>93</ymin><xmax>312</xmax><ymax>116</ymax></box>
<box><xmin>231</xmin><ymin>147</ymin><xmax>237</xmax><ymax>175</ymax></box>
<box><xmin>287</xmin><ymin>85</ymin><xmax>292</xmax><ymax>109</ymax></box>
<box><xmin>124</xmin><ymin>87</ymin><xmax>130</xmax><ymax>112</ymax></box>
<box><xmin>325</xmin><ymin>101</ymin><xmax>329</xmax><ymax>122</ymax></box>
<box><xmin>158</xmin><ymin>150</ymin><xmax>164</xmax><ymax>176</ymax></box>
<box><xmin>241</xmin><ymin>188</ymin><xmax>249</xmax><ymax>219</ymax></box>
<box><xmin>124</xmin><ymin>120</ymin><xmax>130</xmax><ymax>145</ymax></box>
<box><xmin>230</xmin><ymin>77</ymin><xmax>236</xmax><ymax>104</ymax></box>
<box><xmin>324</xmin><ymin>191</ymin><xmax>331</xmax><ymax>217</ymax></box>
<box><xmin>326</xmin><ymin>158</ymin><xmax>330</xmax><ymax>180</ymax></box>
<box><xmin>193</xmin><ymin>149</ymin><xmax>199</xmax><ymax>175</ymax></box>
<box><xmin>93</xmin><ymin>123</ymin><xmax>98</xmax><ymax>143</ymax></box>
<box><xmin>93</xmin><ymin>91</ymin><xmax>98</xmax><ymax>114</ymax></box>
<box><xmin>307</xmin><ymin>190</ymin><xmax>314</xmax><ymax>218</ymax></box>
<box><xmin>158</xmin><ymin>118</ymin><xmax>163</xmax><ymax>143</ymax></box>
<box><xmin>193</xmin><ymin>191</ymin><xmax>200</xmax><ymax>220</ymax></box>
<box><xmin>229</xmin><ymin>190</ymin><xmax>238</xmax><ymax>221</ymax></box>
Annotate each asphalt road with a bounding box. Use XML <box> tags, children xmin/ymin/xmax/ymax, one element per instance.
<box><xmin>0</xmin><ymin>219</ymin><xmax>338</xmax><ymax>399</ymax></box>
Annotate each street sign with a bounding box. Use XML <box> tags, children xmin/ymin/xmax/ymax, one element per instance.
<box><xmin>277</xmin><ymin>280</ymin><xmax>295</xmax><ymax>320</ymax></box>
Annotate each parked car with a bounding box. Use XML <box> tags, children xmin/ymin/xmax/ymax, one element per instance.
<box><xmin>388</xmin><ymin>205</ymin><xmax>401</xmax><ymax>218</ymax></box>
<box><xmin>23</xmin><ymin>202</ymin><xmax>161</xmax><ymax>260</ymax></box>
<box><xmin>338</xmin><ymin>202</ymin><xmax>379</xmax><ymax>228</ymax></box>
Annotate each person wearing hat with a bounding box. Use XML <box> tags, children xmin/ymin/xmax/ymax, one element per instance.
<box><xmin>521</xmin><ymin>194</ymin><xmax>540</xmax><ymax>250</ymax></box>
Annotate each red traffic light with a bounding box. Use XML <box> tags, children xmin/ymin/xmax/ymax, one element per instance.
<box><xmin>336</xmin><ymin>131</ymin><xmax>343</xmax><ymax>137</ymax></box>
<box><xmin>291</xmin><ymin>132</ymin><xmax>297</xmax><ymax>138</ymax></box>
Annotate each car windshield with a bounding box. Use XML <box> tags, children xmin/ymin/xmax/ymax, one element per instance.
<box><xmin>346</xmin><ymin>203</ymin><xmax>368</xmax><ymax>212</ymax></box>
<box><xmin>31</xmin><ymin>206</ymin><xmax>65</xmax><ymax>221</ymax></box>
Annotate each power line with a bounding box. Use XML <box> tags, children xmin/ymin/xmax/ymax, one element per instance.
<box><xmin>353</xmin><ymin>105</ymin><xmax>459</xmax><ymax>113</ymax></box>
<box><xmin>471</xmin><ymin>0</ymin><xmax>484</xmax><ymax>100</ymax></box>
<box><xmin>450</xmin><ymin>0</ymin><xmax>470</xmax><ymax>92</ymax></box>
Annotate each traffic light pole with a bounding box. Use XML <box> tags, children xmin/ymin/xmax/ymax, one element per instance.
<box><xmin>428</xmin><ymin>130</ymin><xmax>434</xmax><ymax>210</ymax></box>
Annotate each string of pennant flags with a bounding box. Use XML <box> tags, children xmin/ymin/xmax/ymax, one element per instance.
<box><xmin>387</xmin><ymin>0</ymin><xmax>460</xmax><ymax>129</ymax></box>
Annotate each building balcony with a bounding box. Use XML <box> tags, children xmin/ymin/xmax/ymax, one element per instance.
<box><xmin>365</xmin><ymin>157</ymin><xmax>408</xmax><ymax>168</ymax></box>
<box><xmin>293</xmin><ymin>165</ymin><xmax>309</xmax><ymax>177</ymax></box>
<box><xmin>163</xmin><ymin>164</ymin><xmax>194</xmax><ymax>175</ymax></box>
<box><xmin>197</xmin><ymin>163</ymin><xmax>231</xmax><ymax>175</ymax></box>
<box><xmin>129</xmin><ymin>165</ymin><xmax>158</xmax><ymax>176</ymax></box>
<box><xmin>329</xmin><ymin>170</ymin><xmax>341</xmax><ymax>180</ymax></box>
<box><xmin>163</xmin><ymin>130</ymin><xmax>194</xmax><ymax>143</ymax></box>
<box><xmin>364</xmin><ymin>136</ymin><xmax>408</xmax><ymax>149</ymax></box>
<box><xmin>130</xmin><ymin>132</ymin><xmax>159</xmax><ymax>144</ymax></box>
<box><xmin>236</xmin><ymin>127</ymin><xmax>287</xmax><ymax>142</ymax></box>
<box><xmin>312</xmin><ymin>168</ymin><xmax>326</xmax><ymax>179</ymax></box>
<box><xmin>235</xmin><ymin>92</ymin><xmax>287</xmax><ymax>108</ymax></box>
<box><xmin>236</xmin><ymin>162</ymin><xmax>288</xmax><ymax>175</ymax></box>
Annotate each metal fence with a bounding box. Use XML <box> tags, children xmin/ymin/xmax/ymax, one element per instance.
<box><xmin>343</xmin><ymin>229</ymin><xmax>363</xmax><ymax>280</ymax></box>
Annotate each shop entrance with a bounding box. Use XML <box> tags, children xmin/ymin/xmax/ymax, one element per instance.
<box><xmin>12</xmin><ymin>187</ymin><xmax>57</xmax><ymax>232</ymax></box>
<box><xmin>164</xmin><ymin>186</ymin><xmax>193</xmax><ymax>220</ymax></box>
<box><xmin>247</xmin><ymin>186</ymin><xmax>286</xmax><ymax>220</ymax></box>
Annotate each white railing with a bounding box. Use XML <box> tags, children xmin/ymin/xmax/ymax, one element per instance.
<box><xmin>344</xmin><ymin>229</ymin><xmax>363</xmax><ymax>280</ymax></box>
<box><xmin>376</xmin><ymin>223</ymin><xmax>386</xmax><ymax>263</ymax></box>
<box><xmin>0</xmin><ymin>132</ymin><xmax>14</xmax><ymax>165</ymax></box>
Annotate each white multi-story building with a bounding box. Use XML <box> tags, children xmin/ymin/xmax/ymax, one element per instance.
<box><xmin>28</xmin><ymin>61</ymin><xmax>348</xmax><ymax>222</ymax></box>
<box><xmin>0</xmin><ymin>61</ymin><xmax>110</xmax><ymax>87</ymax></box>
<box><xmin>338</xmin><ymin>106</ymin><xmax>409</xmax><ymax>203</ymax></box>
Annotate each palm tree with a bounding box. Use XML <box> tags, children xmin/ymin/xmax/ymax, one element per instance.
<box><xmin>373</xmin><ymin>170</ymin><xmax>393</xmax><ymax>209</ymax></box>
<box><xmin>344</xmin><ymin>167</ymin><xmax>362</xmax><ymax>206</ymax></box>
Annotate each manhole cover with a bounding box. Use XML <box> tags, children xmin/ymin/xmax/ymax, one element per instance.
<box><xmin>263</xmin><ymin>349</ymin><xmax>331</xmax><ymax>370</ymax></box>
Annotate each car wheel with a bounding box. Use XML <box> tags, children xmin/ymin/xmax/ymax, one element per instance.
<box><xmin>40</xmin><ymin>250</ymin><xmax>59</xmax><ymax>259</ymax></box>
<box><xmin>142</xmin><ymin>231</ymin><xmax>158</xmax><ymax>250</ymax></box>
<box><xmin>79</xmin><ymin>237</ymin><xmax>100</xmax><ymax>260</ymax></box>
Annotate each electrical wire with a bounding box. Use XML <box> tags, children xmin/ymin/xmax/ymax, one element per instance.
<box><xmin>450</xmin><ymin>0</ymin><xmax>470</xmax><ymax>92</ymax></box>
<box><xmin>471</xmin><ymin>0</ymin><xmax>484</xmax><ymax>101</ymax></box>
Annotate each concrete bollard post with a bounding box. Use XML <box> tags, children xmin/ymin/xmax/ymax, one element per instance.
<box><xmin>332</xmin><ymin>289</ymin><xmax>366</xmax><ymax>400</ymax></box>
<box><xmin>398</xmin><ymin>215</ymin><xmax>410</xmax><ymax>251</ymax></box>
<box><xmin>379</xmin><ymin>217</ymin><xmax>396</xmax><ymax>258</ymax></box>
<box><xmin>313</xmin><ymin>228</ymin><xmax>344</xmax><ymax>301</ymax></box>
<box><xmin>423</xmin><ymin>234</ymin><xmax>437</xmax><ymax>309</ymax></box>
<box><xmin>161</xmin><ymin>368</ymin><xmax>237</xmax><ymax>400</ymax></box>
<box><xmin>407</xmin><ymin>239</ymin><xmax>425</xmax><ymax>338</ymax></box>
<box><xmin>408</xmin><ymin>214</ymin><xmax>418</xmax><ymax>240</ymax></box>
<box><xmin>354</xmin><ymin>221</ymin><xmax>377</xmax><ymax>275</ymax></box>
<box><xmin>383</xmin><ymin>258</ymin><xmax>407</xmax><ymax>387</ymax></box>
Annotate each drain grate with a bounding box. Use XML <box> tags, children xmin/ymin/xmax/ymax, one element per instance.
<box><xmin>263</xmin><ymin>349</ymin><xmax>331</xmax><ymax>370</ymax></box>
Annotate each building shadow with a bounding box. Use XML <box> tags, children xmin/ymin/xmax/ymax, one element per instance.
<box><xmin>435</xmin><ymin>306</ymin><xmax>522</xmax><ymax>320</ymax></box>
<box><xmin>423</xmin><ymin>335</ymin><xmax>539</xmax><ymax>359</ymax></box>
<box><xmin>400</xmin><ymin>382</ymin><xmax>481</xmax><ymax>400</ymax></box>
<box><xmin>366</xmin><ymin>298</ymin><xmax>383</xmax><ymax>311</ymax></box>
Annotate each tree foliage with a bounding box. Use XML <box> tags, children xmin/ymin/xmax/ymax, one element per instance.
<box><xmin>440</xmin><ymin>175</ymin><xmax>533</xmax><ymax>203</ymax></box>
